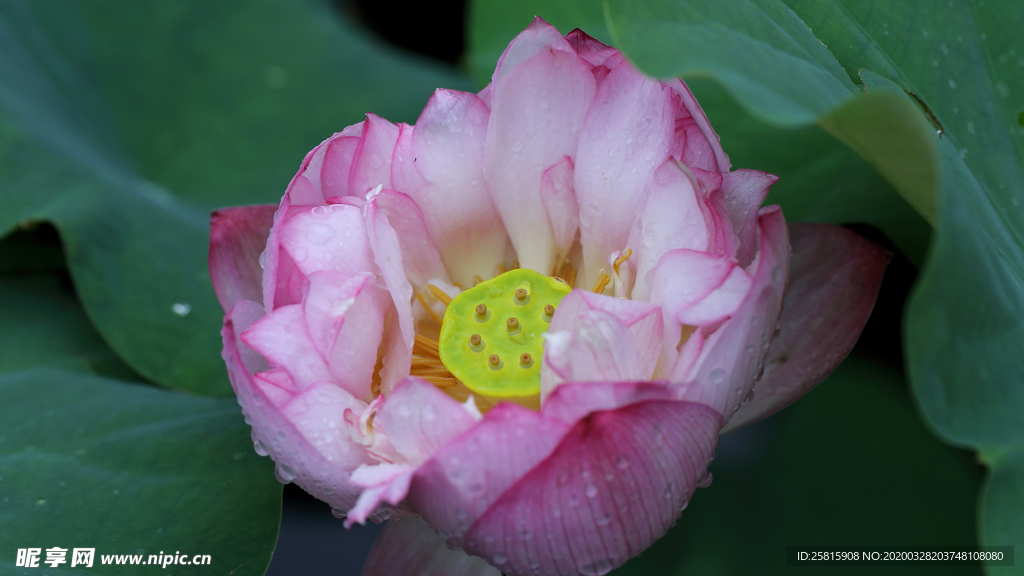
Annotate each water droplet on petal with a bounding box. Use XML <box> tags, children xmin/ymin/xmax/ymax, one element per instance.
<box><xmin>493</xmin><ymin>553</ymin><xmax>508</xmax><ymax>565</ymax></box>
<box><xmin>697</xmin><ymin>470</ymin><xmax>713</xmax><ymax>488</ymax></box>
<box><xmin>253</xmin><ymin>439</ymin><xmax>269</xmax><ymax>457</ymax></box>
<box><xmin>275</xmin><ymin>463</ymin><xmax>297</xmax><ymax>484</ymax></box>
<box><xmin>585</xmin><ymin>484</ymin><xmax>598</xmax><ymax>498</ymax></box>
<box><xmin>709</xmin><ymin>368</ymin><xmax>725</xmax><ymax>384</ymax></box>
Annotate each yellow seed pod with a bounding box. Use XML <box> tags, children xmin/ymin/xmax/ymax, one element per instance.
<box><xmin>438</xmin><ymin>268</ymin><xmax>570</xmax><ymax>404</ymax></box>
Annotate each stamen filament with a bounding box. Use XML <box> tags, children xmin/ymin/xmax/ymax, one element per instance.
<box><xmin>415</xmin><ymin>292</ymin><xmax>444</xmax><ymax>325</ymax></box>
<box><xmin>426</xmin><ymin>284</ymin><xmax>452</xmax><ymax>305</ymax></box>
<box><xmin>411</xmin><ymin>356</ymin><xmax>446</xmax><ymax>367</ymax></box>
<box><xmin>414</xmin><ymin>334</ymin><xmax>441</xmax><ymax>353</ymax></box>
<box><xmin>419</xmin><ymin>376</ymin><xmax>459</xmax><ymax>388</ymax></box>
<box><xmin>613</xmin><ymin>248</ymin><xmax>633</xmax><ymax>275</ymax></box>
<box><xmin>592</xmin><ymin>270</ymin><xmax>612</xmax><ymax>294</ymax></box>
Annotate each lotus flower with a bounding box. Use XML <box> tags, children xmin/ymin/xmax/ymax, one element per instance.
<box><xmin>210</xmin><ymin>18</ymin><xmax>889</xmax><ymax>576</ymax></box>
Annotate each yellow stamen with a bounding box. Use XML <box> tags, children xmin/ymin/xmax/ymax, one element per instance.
<box><xmin>473</xmin><ymin>275</ymin><xmax>484</xmax><ymax>286</ymax></box>
<box><xmin>427</xmin><ymin>284</ymin><xmax>452</xmax><ymax>305</ymax></box>
<box><xmin>420</xmin><ymin>376</ymin><xmax>459</xmax><ymax>388</ymax></box>
<box><xmin>613</xmin><ymin>248</ymin><xmax>633</xmax><ymax>275</ymax></box>
<box><xmin>592</xmin><ymin>270</ymin><xmax>612</xmax><ymax>294</ymax></box>
<box><xmin>415</xmin><ymin>292</ymin><xmax>444</xmax><ymax>325</ymax></box>
<box><xmin>555</xmin><ymin>260</ymin><xmax>577</xmax><ymax>288</ymax></box>
<box><xmin>411</xmin><ymin>356</ymin><xmax>446</xmax><ymax>367</ymax></box>
<box><xmin>412</xmin><ymin>367</ymin><xmax>457</xmax><ymax>377</ymax></box>
<box><xmin>414</xmin><ymin>334</ymin><xmax>440</xmax><ymax>352</ymax></box>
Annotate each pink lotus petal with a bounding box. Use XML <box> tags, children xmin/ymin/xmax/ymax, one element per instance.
<box><xmin>209</xmin><ymin>204</ymin><xmax>277</xmax><ymax>313</ymax></box>
<box><xmin>409</xmin><ymin>403</ymin><xmax>573</xmax><ymax>547</ymax></box>
<box><xmin>304</xmin><ymin>271</ymin><xmax>386</xmax><ymax>400</ymax></box>
<box><xmin>564</xmin><ymin>28</ymin><xmax>617</xmax><ymax>68</ymax></box>
<box><xmin>662</xmin><ymin>78</ymin><xmax>731</xmax><ymax>173</ymax></box>
<box><xmin>485</xmin><ymin>17</ymin><xmax>596</xmax><ymax>273</ymax></box>
<box><xmin>261</xmin><ymin>194</ymin><xmax>294</xmax><ymax>312</ymax></box>
<box><xmin>350</xmin><ymin>113</ymin><xmax>401</xmax><ymax>198</ymax></box>
<box><xmin>241</xmin><ymin>304</ymin><xmax>332</xmax><ymax>391</ymax></box>
<box><xmin>463</xmin><ymin>383</ymin><xmax>721</xmax><ymax>576</ymax></box>
<box><xmin>575</xmin><ymin>63</ymin><xmax>676</xmax><ymax>289</ymax></box>
<box><xmin>650</xmin><ymin>249</ymin><xmax>752</xmax><ymax>327</ymax></box>
<box><xmin>278</xmin><ymin>204</ymin><xmax>377</xmax><ymax>278</ymax></box>
<box><xmin>377</xmin><ymin>377</ymin><xmax>480</xmax><ymax>465</ymax></box>
<box><xmin>392</xmin><ymin>89</ymin><xmax>510</xmax><ymax>287</ymax></box>
<box><xmin>721</xmin><ymin>169</ymin><xmax>779</xmax><ymax>267</ymax></box>
<box><xmin>362</xmin><ymin>517</ymin><xmax>501</xmax><ymax>576</ymax></box>
<box><xmin>627</xmin><ymin>160</ymin><xmax>711</xmax><ymax>301</ymax></box>
<box><xmin>364</xmin><ymin>204</ymin><xmax>415</xmax><ymax>394</ymax></box>
<box><xmin>542</xmin><ymin>309</ymin><xmax>644</xmax><ymax>398</ymax></box>
<box><xmin>322</xmin><ymin>134</ymin><xmax>362</xmax><ymax>199</ymax></box>
<box><xmin>347</xmin><ymin>463</ymin><xmax>415</xmax><ymax>527</ymax></box>
<box><xmin>678</xmin><ymin>206</ymin><xmax>790</xmax><ymax>417</ymax></box>
<box><xmin>222</xmin><ymin>300</ymin><xmax>372</xmax><ymax>513</ymax></box>
<box><xmin>542</xmin><ymin>291</ymin><xmax>663</xmax><ymax>399</ymax></box>
<box><xmin>723</xmin><ymin>224</ymin><xmax>890</xmax><ymax>432</ymax></box>
<box><xmin>540</xmin><ymin>156</ymin><xmax>580</xmax><ymax>265</ymax></box>
<box><xmin>286</xmin><ymin>173</ymin><xmax>325</xmax><ymax>206</ymax></box>
<box><xmin>368</xmin><ymin>188</ymin><xmax>450</xmax><ymax>287</ymax></box>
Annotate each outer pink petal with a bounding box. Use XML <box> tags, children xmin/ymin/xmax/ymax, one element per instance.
<box><xmin>409</xmin><ymin>403</ymin><xmax>573</xmax><ymax>546</ymax></box>
<box><xmin>377</xmin><ymin>377</ymin><xmax>480</xmax><ymax>464</ymax></box>
<box><xmin>723</xmin><ymin>224</ymin><xmax>890</xmax><ymax>432</ymax></box>
<box><xmin>575</xmin><ymin>62</ymin><xmax>676</xmax><ymax>289</ymax></box>
<box><xmin>364</xmin><ymin>204</ymin><xmax>415</xmax><ymax>394</ymax></box>
<box><xmin>677</xmin><ymin>206</ymin><xmax>790</xmax><ymax>418</ymax></box>
<box><xmin>222</xmin><ymin>300</ymin><xmax>372</xmax><ymax>513</ymax></box>
<box><xmin>350</xmin><ymin>113</ymin><xmax>400</xmax><ymax>198</ymax></box>
<box><xmin>662</xmin><ymin>78</ymin><xmax>731</xmax><ymax>173</ymax></box>
<box><xmin>304</xmin><ymin>271</ymin><xmax>386</xmax><ymax>400</ymax></box>
<box><xmin>462</xmin><ymin>382</ymin><xmax>721</xmax><ymax>576</ymax></box>
<box><xmin>368</xmin><ymin>188</ymin><xmax>450</xmax><ymax>287</ymax></box>
<box><xmin>362</xmin><ymin>517</ymin><xmax>501</xmax><ymax>576</ymax></box>
<box><xmin>627</xmin><ymin>160</ymin><xmax>711</xmax><ymax>301</ymax></box>
<box><xmin>484</xmin><ymin>17</ymin><xmax>596</xmax><ymax>273</ymax></box>
<box><xmin>209</xmin><ymin>204</ymin><xmax>277</xmax><ymax>313</ymax></box>
<box><xmin>393</xmin><ymin>89</ymin><xmax>510</xmax><ymax>287</ymax></box>
<box><xmin>721</xmin><ymin>169</ymin><xmax>779</xmax><ymax>267</ymax></box>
